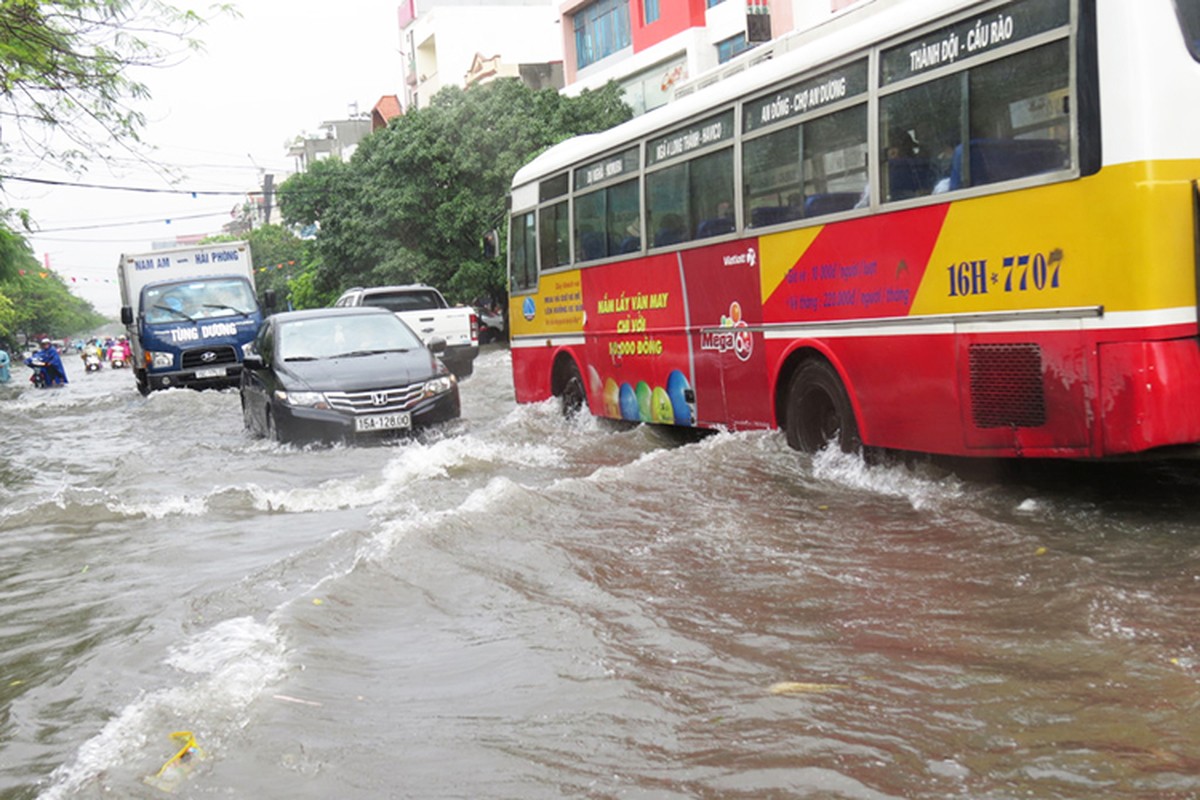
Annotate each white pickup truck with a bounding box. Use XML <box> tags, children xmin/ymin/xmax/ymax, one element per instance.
<box><xmin>334</xmin><ymin>284</ymin><xmax>479</xmax><ymax>378</ymax></box>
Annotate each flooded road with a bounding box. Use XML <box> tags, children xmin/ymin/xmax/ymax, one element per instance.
<box><xmin>1</xmin><ymin>348</ymin><xmax>1198</xmax><ymax>799</ymax></box>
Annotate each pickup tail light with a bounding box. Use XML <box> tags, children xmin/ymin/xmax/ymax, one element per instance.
<box><xmin>469</xmin><ymin>312</ymin><xmax>479</xmax><ymax>344</ymax></box>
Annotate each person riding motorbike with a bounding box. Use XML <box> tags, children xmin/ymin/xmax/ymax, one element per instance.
<box><xmin>26</xmin><ymin>338</ymin><xmax>69</xmax><ymax>387</ymax></box>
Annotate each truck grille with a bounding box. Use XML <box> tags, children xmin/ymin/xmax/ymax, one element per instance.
<box><xmin>181</xmin><ymin>345</ymin><xmax>238</xmax><ymax>369</ymax></box>
<box><xmin>324</xmin><ymin>382</ymin><xmax>427</xmax><ymax>415</ymax></box>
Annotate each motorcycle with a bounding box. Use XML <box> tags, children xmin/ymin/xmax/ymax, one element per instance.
<box><xmin>84</xmin><ymin>353</ymin><xmax>103</xmax><ymax>372</ymax></box>
<box><xmin>28</xmin><ymin>361</ymin><xmax>49</xmax><ymax>388</ymax></box>
<box><xmin>109</xmin><ymin>352</ymin><xmax>127</xmax><ymax>369</ymax></box>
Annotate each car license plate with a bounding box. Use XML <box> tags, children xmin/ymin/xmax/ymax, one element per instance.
<box><xmin>195</xmin><ymin>367</ymin><xmax>226</xmax><ymax>379</ymax></box>
<box><xmin>355</xmin><ymin>412</ymin><xmax>411</xmax><ymax>432</ymax></box>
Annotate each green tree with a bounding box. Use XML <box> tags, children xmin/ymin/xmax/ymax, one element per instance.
<box><xmin>204</xmin><ymin>224</ymin><xmax>310</xmax><ymax>309</ymax></box>
<box><xmin>0</xmin><ymin>0</ymin><xmax>225</xmax><ymax>173</ymax></box>
<box><xmin>1</xmin><ymin>265</ymin><xmax>105</xmax><ymax>346</ymax></box>
<box><xmin>278</xmin><ymin>79</ymin><xmax>631</xmax><ymax>306</ymax></box>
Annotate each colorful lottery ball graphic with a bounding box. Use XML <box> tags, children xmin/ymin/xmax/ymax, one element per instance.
<box><xmin>603</xmin><ymin>378</ymin><xmax>621</xmax><ymax>417</ymax></box>
<box><xmin>651</xmin><ymin>386</ymin><xmax>674</xmax><ymax>424</ymax></box>
<box><xmin>667</xmin><ymin>370</ymin><xmax>693</xmax><ymax>425</ymax></box>
<box><xmin>636</xmin><ymin>381</ymin><xmax>653</xmax><ymax>422</ymax></box>
<box><xmin>618</xmin><ymin>383</ymin><xmax>640</xmax><ymax>421</ymax></box>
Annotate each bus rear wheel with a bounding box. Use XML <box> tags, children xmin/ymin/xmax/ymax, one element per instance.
<box><xmin>785</xmin><ymin>360</ymin><xmax>860</xmax><ymax>454</ymax></box>
<box><xmin>557</xmin><ymin>360</ymin><xmax>586</xmax><ymax>418</ymax></box>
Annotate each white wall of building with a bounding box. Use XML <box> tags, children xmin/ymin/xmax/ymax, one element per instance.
<box><xmin>405</xmin><ymin>2</ymin><xmax>560</xmax><ymax>109</ymax></box>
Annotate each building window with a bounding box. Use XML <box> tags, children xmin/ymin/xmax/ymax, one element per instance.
<box><xmin>644</xmin><ymin>0</ymin><xmax>660</xmax><ymax>24</ymax></box>
<box><xmin>716</xmin><ymin>33</ymin><xmax>751</xmax><ymax>64</ymax></box>
<box><xmin>574</xmin><ymin>0</ymin><xmax>632</xmax><ymax>70</ymax></box>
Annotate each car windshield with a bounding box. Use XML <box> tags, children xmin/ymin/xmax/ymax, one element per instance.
<box><xmin>277</xmin><ymin>314</ymin><xmax>423</xmax><ymax>361</ymax></box>
<box><xmin>144</xmin><ymin>278</ymin><xmax>257</xmax><ymax>323</ymax></box>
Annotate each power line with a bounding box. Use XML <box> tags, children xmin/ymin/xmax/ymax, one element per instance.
<box><xmin>32</xmin><ymin>209</ymin><xmax>232</xmax><ymax>233</ymax></box>
<box><xmin>1</xmin><ymin>175</ymin><xmax>261</xmax><ymax>196</ymax></box>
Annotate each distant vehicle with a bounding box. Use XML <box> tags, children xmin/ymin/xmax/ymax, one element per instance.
<box><xmin>334</xmin><ymin>285</ymin><xmax>478</xmax><ymax>378</ymax></box>
<box><xmin>475</xmin><ymin>306</ymin><xmax>505</xmax><ymax>344</ymax></box>
<box><xmin>239</xmin><ymin>307</ymin><xmax>460</xmax><ymax>445</ymax></box>
<box><xmin>118</xmin><ymin>241</ymin><xmax>273</xmax><ymax>395</ymax></box>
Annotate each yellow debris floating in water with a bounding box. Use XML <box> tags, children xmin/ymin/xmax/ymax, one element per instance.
<box><xmin>768</xmin><ymin>681</ymin><xmax>843</xmax><ymax>695</ymax></box>
<box><xmin>1035</xmin><ymin>547</ymin><xmax>1048</xmax><ymax>556</ymax></box>
<box><xmin>143</xmin><ymin>731</ymin><xmax>205</xmax><ymax>794</ymax></box>
<box><xmin>312</xmin><ymin>598</ymin><xmax>324</xmax><ymax>606</ymax></box>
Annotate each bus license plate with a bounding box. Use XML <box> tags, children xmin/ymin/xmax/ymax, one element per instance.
<box><xmin>195</xmin><ymin>367</ymin><xmax>226</xmax><ymax>379</ymax></box>
<box><xmin>355</xmin><ymin>412</ymin><xmax>411</xmax><ymax>432</ymax></box>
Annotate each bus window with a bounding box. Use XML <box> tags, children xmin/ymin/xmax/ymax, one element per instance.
<box><xmin>961</xmin><ymin>41</ymin><xmax>1071</xmax><ymax>189</ymax></box>
<box><xmin>608</xmin><ymin>179</ymin><xmax>641</xmax><ymax>254</ymax></box>
<box><xmin>880</xmin><ymin>40</ymin><xmax>1070</xmax><ymax>201</ymax></box>
<box><xmin>539</xmin><ymin>201</ymin><xmax>570</xmax><ymax>269</ymax></box>
<box><xmin>1176</xmin><ymin>0</ymin><xmax>1200</xmax><ymax>61</ymax></box>
<box><xmin>879</xmin><ymin>73</ymin><xmax>961</xmax><ymax>201</ymax></box>
<box><xmin>510</xmin><ymin>211</ymin><xmax>537</xmax><ymax>292</ymax></box>
<box><xmin>646</xmin><ymin>161</ymin><xmax>688</xmax><ymax>246</ymax></box>
<box><xmin>647</xmin><ymin>147</ymin><xmax>734</xmax><ymax>244</ymax></box>
<box><xmin>802</xmin><ymin>104</ymin><xmax>868</xmax><ymax>218</ymax></box>
<box><xmin>691</xmin><ymin>148</ymin><xmax>735</xmax><ymax>238</ymax></box>
<box><xmin>574</xmin><ymin>177</ymin><xmax>639</xmax><ymax>262</ymax></box>
<box><xmin>744</xmin><ymin>125</ymin><xmax>805</xmax><ymax>227</ymax></box>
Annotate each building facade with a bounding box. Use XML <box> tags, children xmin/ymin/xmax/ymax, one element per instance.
<box><xmin>397</xmin><ymin>0</ymin><xmax>564</xmax><ymax>110</ymax></box>
<box><xmin>560</xmin><ymin>0</ymin><xmax>871</xmax><ymax>114</ymax></box>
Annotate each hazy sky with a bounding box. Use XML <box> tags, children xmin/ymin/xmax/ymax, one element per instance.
<box><xmin>3</xmin><ymin>1</ymin><xmax>405</xmax><ymax>315</ymax></box>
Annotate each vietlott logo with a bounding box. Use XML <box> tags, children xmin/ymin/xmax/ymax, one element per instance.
<box><xmin>700</xmin><ymin>301</ymin><xmax>753</xmax><ymax>362</ymax></box>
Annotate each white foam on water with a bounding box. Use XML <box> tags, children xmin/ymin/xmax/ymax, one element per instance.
<box><xmin>39</xmin><ymin>616</ymin><xmax>287</xmax><ymax>799</ymax></box>
<box><xmin>810</xmin><ymin>445</ymin><xmax>965</xmax><ymax>512</ymax></box>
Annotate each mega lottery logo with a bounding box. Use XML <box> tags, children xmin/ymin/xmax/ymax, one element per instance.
<box><xmin>700</xmin><ymin>300</ymin><xmax>753</xmax><ymax>362</ymax></box>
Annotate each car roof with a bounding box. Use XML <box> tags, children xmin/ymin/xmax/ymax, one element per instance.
<box><xmin>270</xmin><ymin>307</ymin><xmax>394</xmax><ymax>323</ymax></box>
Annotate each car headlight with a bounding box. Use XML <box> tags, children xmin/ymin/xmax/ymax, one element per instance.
<box><xmin>274</xmin><ymin>390</ymin><xmax>330</xmax><ymax>409</ymax></box>
<box><xmin>148</xmin><ymin>351</ymin><xmax>174</xmax><ymax>369</ymax></box>
<box><xmin>423</xmin><ymin>375</ymin><xmax>456</xmax><ymax>397</ymax></box>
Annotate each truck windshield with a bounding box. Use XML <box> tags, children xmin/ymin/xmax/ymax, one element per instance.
<box><xmin>143</xmin><ymin>279</ymin><xmax>257</xmax><ymax>324</ymax></box>
<box><xmin>1179</xmin><ymin>0</ymin><xmax>1200</xmax><ymax>61</ymax></box>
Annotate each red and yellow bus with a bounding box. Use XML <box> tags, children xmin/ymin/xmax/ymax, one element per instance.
<box><xmin>507</xmin><ymin>0</ymin><xmax>1200</xmax><ymax>459</ymax></box>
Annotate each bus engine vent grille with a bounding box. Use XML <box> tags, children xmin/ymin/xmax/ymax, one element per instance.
<box><xmin>969</xmin><ymin>343</ymin><xmax>1046</xmax><ymax>429</ymax></box>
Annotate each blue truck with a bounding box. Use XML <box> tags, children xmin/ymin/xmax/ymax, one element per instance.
<box><xmin>118</xmin><ymin>241</ymin><xmax>273</xmax><ymax>395</ymax></box>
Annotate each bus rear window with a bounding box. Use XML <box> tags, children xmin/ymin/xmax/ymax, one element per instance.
<box><xmin>1178</xmin><ymin>0</ymin><xmax>1200</xmax><ymax>61</ymax></box>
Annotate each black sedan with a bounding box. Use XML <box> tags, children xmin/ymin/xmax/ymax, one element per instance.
<box><xmin>240</xmin><ymin>307</ymin><xmax>460</xmax><ymax>444</ymax></box>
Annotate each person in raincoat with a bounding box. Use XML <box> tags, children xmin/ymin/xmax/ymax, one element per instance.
<box><xmin>0</xmin><ymin>347</ymin><xmax>10</xmax><ymax>383</ymax></box>
<box><xmin>26</xmin><ymin>338</ymin><xmax>69</xmax><ymax>386</ymax></box>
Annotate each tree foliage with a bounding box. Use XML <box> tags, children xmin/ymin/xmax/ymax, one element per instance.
<box><xmin>0</xmin><ymin>246</ymin><xmax>105</xmax><ymax>348</ymax></box>
<box><xmin>278</xmin><ymin>79</ymin><xmax>631</xmax><ymax>307</ymax></box>
<box><xmin>204</xmin><ymin>224</ymin><xmax>310</xmax><ymax>309</ymax></box>
<box><xmin>0</xmin><ymin>0</ymin><xmax>225</xmax><ymax>174</ymax></box>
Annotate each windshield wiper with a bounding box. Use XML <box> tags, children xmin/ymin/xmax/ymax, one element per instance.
<box><xmin>202</xmin><ymin>303</ymin><xmax>250</xmax><ymax>316</ymax></box>
<box><xmin>283</xmin><ymin>355</ymin><xmax>320</xmax><ymax>362</ymax></box>
<box><xmin>151</xmin><ymin>304</ymin><xmax>196</xmax><ymax>323</ymax></box>
<box><xmin>331</xmin><ymin>348</ymin><xmax>408</xmax><ymax>358</ymax></box>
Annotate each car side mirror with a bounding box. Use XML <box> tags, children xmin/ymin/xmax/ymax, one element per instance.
<box><xmin>120</xmin><ymin>306</ymin><xmax>133</xmax><ymax>326</ymax></box>
<box><xmin>427</xmin><ymin>336</ymin><xmax>447</xmax><ymax>355</ymax></box>
<box><xmin>242</xmin><ymin>354</ymin><xmax>265</xmax><ymax>370</ymax></box>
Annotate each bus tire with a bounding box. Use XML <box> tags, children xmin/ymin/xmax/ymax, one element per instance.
<box><xmin>558</xmin><ymin>360</ymin><xmax>586</xmax><ymax>418</ymax></box>
<box><xmin>785</xmin><ymin>360</ymin><xmax>860</xmax><ymax>454</ymax></box>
